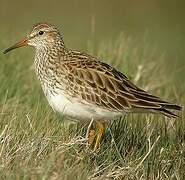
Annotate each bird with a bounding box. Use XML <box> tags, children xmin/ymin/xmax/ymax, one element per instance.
<box><xmin>3</xmin><ymin>23</ymin><xmax>182</xmax><ymax>151</ymax></box>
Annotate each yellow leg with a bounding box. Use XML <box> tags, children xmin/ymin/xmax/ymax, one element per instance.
<box><xmin>88</xmin><ymin>129</ymin><xmax>96</xmax><ymax>147</ymax></box>
<box><xmin>93</xmin><ymin>121</ymin><xmax>105</xmax><ymax>151</ymax></box>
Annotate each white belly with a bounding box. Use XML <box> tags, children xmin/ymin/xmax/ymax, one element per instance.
<box><xmin>44</xmin><ymin>89</ymin><xmax>123</xmax><ymax>121</ymax></box>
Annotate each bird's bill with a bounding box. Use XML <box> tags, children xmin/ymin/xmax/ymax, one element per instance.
<box><xmin>3</xmin><ymin>38</ymin><xmax>28</xmax><ymax>54</ymax></box>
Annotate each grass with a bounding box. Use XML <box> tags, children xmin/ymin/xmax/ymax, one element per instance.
<box><xmin>0</xmin><ymin>34</ymin><xmax>184</xmax><ymax>180</ymax></box>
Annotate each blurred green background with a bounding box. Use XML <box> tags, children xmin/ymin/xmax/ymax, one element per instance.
<box><xmin>1</xmin><ymin>0</ymin><xmax>185</xmax><ymax>53</ymax></box>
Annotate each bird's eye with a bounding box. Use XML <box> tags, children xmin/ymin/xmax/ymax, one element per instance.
<box><xmin>39</xmin><ymin>31</ymin><xmax>44</xmax><ymax>35</ymax></box>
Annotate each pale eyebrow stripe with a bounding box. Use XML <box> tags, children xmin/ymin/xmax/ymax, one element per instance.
<box><xmin>29</xmin><ymin>30</ymin><xmax>57</xmax><ymax>39</ymax></box>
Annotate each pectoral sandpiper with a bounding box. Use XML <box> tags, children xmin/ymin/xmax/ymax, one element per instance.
<box><xmin>3</xmin><ymin>23</ymin><xmax>181</xmax><ymax>151</ymax></box>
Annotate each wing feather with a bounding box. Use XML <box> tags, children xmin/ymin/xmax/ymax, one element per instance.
<box><xmin>59</xmin><ymin>58</ymin><xmax>181</xmax><ymax>117</ymax></box>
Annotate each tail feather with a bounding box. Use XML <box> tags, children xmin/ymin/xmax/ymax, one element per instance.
<box><xmin>130</xmin><ymin>90</ymin><xmax>182</xmax><ymax>118</ymax></box>
<box><xmin>158</xmin><ymin>108</ymin><xmax>180</xmax><ymax>118</ymax></box>
<box><xmin>158</xmin><ymin>103</ymin><xmax>182</xmax><ymax>118</ymax></box>
<box><xmin>161</xmin><ymin>104</ymin><xmax>181</xmax><ymax>111</ymax></box>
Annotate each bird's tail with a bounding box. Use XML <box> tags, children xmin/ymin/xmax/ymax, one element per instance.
<box><xmin>157</xmin><ymin>104</ymin><xmax>181</xmax><ymax>118</ymax></box>
<box><xmin>130</xmin><ymin>89</ymin><xmax>182</xmax><ymax>118</ymax></box>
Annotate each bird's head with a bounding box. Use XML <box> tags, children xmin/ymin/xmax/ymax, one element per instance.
<box><xmin>3</xmin><ymin>23</ymin><xmax>63</xmax><ymax>54</ymax></box>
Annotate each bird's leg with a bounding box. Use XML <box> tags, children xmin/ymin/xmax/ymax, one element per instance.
<box><xmin>86</xmin><ymin>120</ymin><xmax>105</xmax><ymax>151</ymax></box>
<box><xmin>93</xmin><ymin>120</ymin><xmax>105</xmax><ymax>151</ymax></box>
<box><xmin>88</xmin><ymin>129</ymin><xmax>96</xmax><ymax>147</ymax></box>
<box><xmin>86</xmin><ymin>118</ymin><xmax>96</xmax><ymax>148</ymax></box>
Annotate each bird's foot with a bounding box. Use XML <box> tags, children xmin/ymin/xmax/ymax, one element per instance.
<box><xmin>86</xmin><ymin>120</ymin><xmax>105</xmax><ymax>152</ymax></box>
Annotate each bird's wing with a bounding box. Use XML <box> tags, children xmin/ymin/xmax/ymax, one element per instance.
<box><xmin>58</xmin><ymin>57</ymin><xmax>179</xmax><ymax>114</ymax></box>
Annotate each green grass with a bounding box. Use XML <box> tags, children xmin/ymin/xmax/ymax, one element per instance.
<box><xmin>0</xmin><ymin>34</ymin><xmax>184</xmax><ymax>180</ymax></box>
